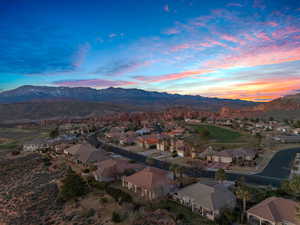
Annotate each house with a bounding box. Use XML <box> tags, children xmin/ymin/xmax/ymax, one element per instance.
<box><xmin>273</xmin><ymin>135</ymin><xmax>300</xmax><ymax>143</ymax></box>
<box><xmin>157</xmin><ymin>135</ymin><xmax>171</xmax><ymax>152</ymax></box>
<box><xmin>122</xmin><ymin>167</ymin><xmax>174</xmax><ymax>200</ymax></box>
<box><xmin>276</xmin><ymin>126</ymin><xmax>291</xmax><ymax>133</ymax></box>
<box><xmin>64</xmin><ymin>143</ymin><xmax>109</xmax><ymax>165</ymax></box>
<box><xmin>144</xmin><ymin>137</ymin><xmax>159</xmax><ymax>149</ymax></box>
<box><xmin>211</xmin><ymin>148</ymin><xmax>256</xmax><ymax>164</ymax></box>
<box><xmin>136</xmin><ymin>136</ymin><xmax>159</xmax><ymax>149</ymax></box>
<box><xmin>173</xmin><ymin>181</ymin><xmax>236</xmax><ymax>221</ymax></box>
<box><xmin>136</xmin><ymin>128</ymin><xmax>151</xmax><ymax>136</ymax></box>
<box><xmin>212</xmin><ymin>151</ymin><xmax>233</xmax><ymax>163</ymax></box>
<box><xmin>199</xmin><ymin>146</ymin><xmax>215</xmax><ymax>161</ymax></box>
<box><xmin>293</xmin><ymin>128</ymin><xmax>300</xmax><ymax>135</ymax></box>
<box><xmin>247</xmin><ymin>197</ymin><xmax>300</xmax><ymax>225</ymax></box>
<box><xmin>119</xmin><ymin>136</ymin><xmax>136</xmax><ymax>146</ymax></box>
<box><xmin>23</xmin><ymin>139</ymin><xmax>49</xmax><ymax>152</ymax></box>
<box><xmin>93</xmin><ymin>159</ymin><xmax>143</xmax><ymax>182</ymax></box>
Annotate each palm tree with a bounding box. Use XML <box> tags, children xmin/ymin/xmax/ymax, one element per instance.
<box><xmin>169</xmin><ymin>164</ymin><xmax>178</xmax><ymax>179</ymax></box>
<box><xmin>295</xmin><ymin>204</ymin><xmax>300</xmax><ymax>221</ymax></box>
<box><xmin>235</xmin><ymin>186</ymin><xmax>251</xmax><ymax>224</ymax></box>
<box><xmin>215</xmin><ymin>168</ymin><xmax>227</xmax><ymax>183</ymax></box>
<box><xmin>176</xmin><ymin>166</ymin><xmax>184</xmax><ymax>179</ymax></box>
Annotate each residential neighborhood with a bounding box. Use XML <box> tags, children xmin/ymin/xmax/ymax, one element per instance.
<box><xmin>2</xmin><ymin>108</ymin><xmax>300</xmax><ymax>225</ymax></box>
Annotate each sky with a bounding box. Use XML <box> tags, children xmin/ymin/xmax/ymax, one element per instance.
<box><xmin>1</xmin><ymin>0</ymin><xmax>300</xmax><ymax>101</ymax></box>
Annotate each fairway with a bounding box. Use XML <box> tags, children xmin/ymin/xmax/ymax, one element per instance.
<box><xmin>194</xmin><ymin>124</ymin><xmax>241</xmax><ymax>142</ymax></box>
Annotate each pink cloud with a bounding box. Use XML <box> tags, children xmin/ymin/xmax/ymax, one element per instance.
<box><xmin>169</xmin><ymin>39</ymin><xmax>229</xmax><ymax>52</ymax></box>
<box><xmin>264</xmin><ymin>21</ymin><xmax>278</xmax><ymax>27</ymax></box>
<box><xmin>72</xmin><ymin>43</ymin><xmax>90</xmax><ymax>68</ymax></box>
<box><xmin>164</xmin><ymin>28</ymin><xmax>180</xmax><ymax>35</ymax></box>
<box><xmin>170</xmin><ymin>43</ymin><xmax>192</xmax><ymax>52</ymax></box>
<box><xmin>205</xmin><ymin>44</ymin><xmax>300</xmax><ymax>70</ymax></box>
<box><xmin>253</xmin><ymin>0</ymin><xmax>266</xmax><ymax>9</ymax></box>
<box><xmin>109</xmin><ymin>33</ymin><xmax>117</xmax><ymax>38</ymax></box>
<box><xmin>163</xmin><ymin>4</ymin><xmax>170</xmax><ymax>12</ymax></box>
<box><xmin>255</xmin><ymin>32</ymin><xmax>271</xmax><ymax>41</ymax></box>
<box><xmin>272</xmin><ymin>26</ymin><xmax>300</xmax><ymax>39</ymax></box>
<box><xmin>294</xmin><ymin>35</ymin><xmax>300</xmax><ymax>39</ymax></box>
<box><xmin>134</xmin><ymin>69</ymin><xmax>214</xmax><ymax>83</ymax></box>
<box><xmin>242</xmin><ymin>33</ymin><xmax>256</xmax><ymax>41</ymax></box>
<box><xmin>227</xmin><ymin>2</ymin><xmax>243</xmax><ymax>7</ymax></box>
<box><xmin>219</xmin><ymin>34</ymin><xmax>245</xmax><ymax>45</ymax></box>
<box><xmin>54</xmin><ymin>79</ymin><xmax>136</xmax><ymax>88</ymax></box>
<box><xmin>209</xmin><ymin>40</ymin><xmax>229</xmax><ymax>48</ymax></box>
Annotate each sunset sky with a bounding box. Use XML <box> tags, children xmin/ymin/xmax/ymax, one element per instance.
<box><xmin>1</xmin><ymin>0</ymin><xmax>300</xmax><ymax>101</ymax></box>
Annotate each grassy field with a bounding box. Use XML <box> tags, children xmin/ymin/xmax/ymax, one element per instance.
<box><xmin>194</xmin><ymin>124</ymin><xmax>241</xmax><ymax>142</ymax></box>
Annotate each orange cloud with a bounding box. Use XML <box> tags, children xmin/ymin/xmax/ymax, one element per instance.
<box><xmin>204</xmin><ymin>77</ymin><xmax>300</xmax><ymax>102</ymax></box>
<box><xmin>134</xmin><ymin>69</ymin><xmax>214</xmax><ymax>82</ymax></box>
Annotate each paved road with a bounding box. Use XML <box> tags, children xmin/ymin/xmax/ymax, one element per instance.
<box><xmin>87</xmin><ymin>134</ymin><xmax>296</xmax><ymax>187</ymax></box>
<box><xmin>256</xmin><ymin>148</ymin><xmax>300</xmax><ymax>179</ymax></box>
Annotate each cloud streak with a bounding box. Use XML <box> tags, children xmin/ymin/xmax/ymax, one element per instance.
<box><xmin>53</xmin><ymin>79</ymin><xmax>136</xmax><ymax>88</ymax></box>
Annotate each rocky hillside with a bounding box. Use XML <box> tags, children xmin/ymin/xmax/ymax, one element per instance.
<box><xmin>0</xmin><ymin>100</ymin><xmax>140</xmax><ymax>123</ymax></box>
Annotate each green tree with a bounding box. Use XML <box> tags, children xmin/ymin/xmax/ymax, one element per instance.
<box><xmin>49</xmin><ymin>127</ymin><xmax>59</xmax><ymax>139</ymax></box>
<box><xmin>235</xmin><ymin>185</ymin><xmax>251</xmax><ymax>224</ymax></box>
<box><xmin>145</xmin><ymin>157</ymin><xmax>156</xmax><ymax>166</ymax></box>
<box><xmin>283</xmin><ymin>175</ymin><xmax>300</xmax><ymax>197</ymax></box>
<box><xmin>176</xmin><ymin>165</ymin><xmax>184</xmax><ymax>179</ymax></box>
<box><xmin>112</xmin><ymin>211</ymin><xmax>122</xmax><ymax>223</ymax></box>
<box><xmin>215</xmin><ymin>168</ymin><xmax>227</xmax><ymax>183</ymax></box>
<box><xmin>59</xmin><ymin>168</ymin><xmax>88</xmax><ymax>201</ymax></box>
<box><xmin>236</xmin><ymin>176</ymin><xmax>246</xmax><ymax>188</ymax></box>
<box><xmin>201</xmin><ymin>117</ymin><xmax>208</xmax><ymax>123</ymax></box>
<box><xmin>294</xmin><ymin>120</ymin><xmax>300</xmax><ymax>128</ymax></box>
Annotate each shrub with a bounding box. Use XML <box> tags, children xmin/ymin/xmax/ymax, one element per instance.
<box><xmin>81</xmin><ymin>208</ymin><xmax>95</xmax><ymax>218</ymax></box>
<box><xmin>87</xmin><ymin>176</ymin><xmax>109</xmax><ymax>190</ymax></box>
<box><xmin>82</xmin><ymin>168</ymin><xmax>90</xmax><ymax>173</ymax></box>
<box><xmin>112</xmin><ymin>211</ymin><xmax>122</xmax><ymax>223</ymax></box>
<box><xmin>172</xmin><ymin>151</ymin><xmax>178</xmax><ymax>158</ymax></box>
<box><xmin>100</xmin><ymin>197</ymin><xmax>108</xmax><ymax>204</ymax></box>
<box><xmin>59</xmin><ymin>169</ymin><xmax>88</xmax><ymax>201</ymax></box>
<box><xmin>106</xmin><ymin>187</ymin><xmax>132</xmax><ymax>204</ymax></box>
<box><xmin>11</xmin><ymin>150</ymin><xmax>20</xmax><ymax>156</ymax></box>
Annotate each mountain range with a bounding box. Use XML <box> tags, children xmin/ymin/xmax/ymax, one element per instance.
<box><xmin>0</xmin><ymin>85</ymin><xmax>299</xmax><ymax>122</ymax></box>
<box><xmin>0</xmin><ymin>85</ymin><xmax>256</xmax><ymax>108</ymax></box>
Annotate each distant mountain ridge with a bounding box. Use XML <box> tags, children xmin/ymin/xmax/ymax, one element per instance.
<box><xmin>0</xmin><ymin>85</ymin><xmax>257</xmax><ymax>110</ymax></box>
<box><xmin>220</xmin><ymin>93</ymin><xmax>300</xmax><ymax>119</ymax></box>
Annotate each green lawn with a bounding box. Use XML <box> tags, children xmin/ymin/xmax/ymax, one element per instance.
<box><xmin>0</xmin><ymin>141</ymin><xmax>18</xmax><ymax>150</ymax></box>
<box><xmin>194</xmin><ymin>125</ymin><xmax>241</xmax><ymax>143</ymax></box>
